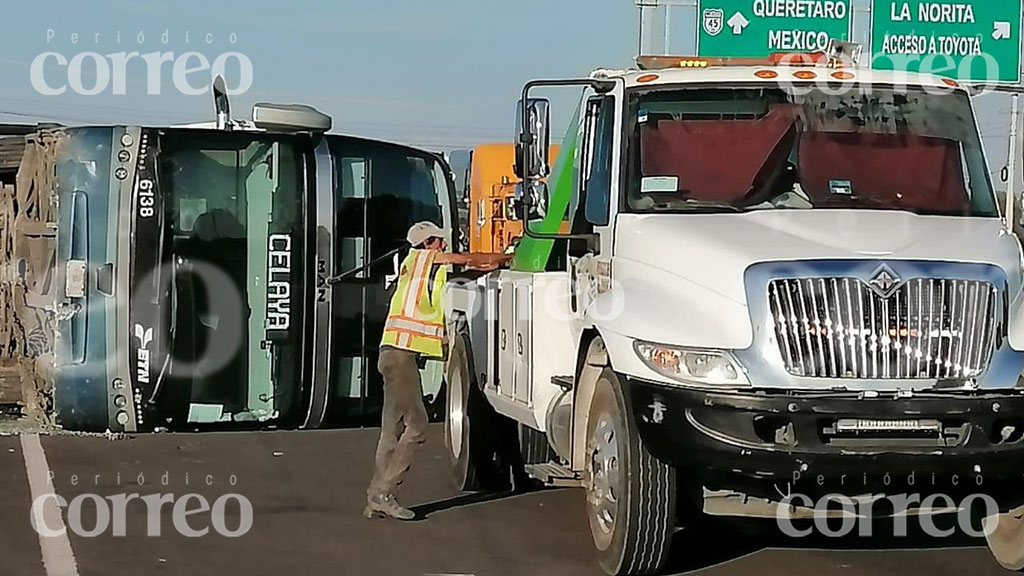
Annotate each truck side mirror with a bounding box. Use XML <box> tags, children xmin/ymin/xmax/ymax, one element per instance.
<box><xmin>514</xmin><ymin>98</ymin><xmax>551</xmax><ymax>181</ymax></box>
<box><xmin>513</xmin><ymin>181</ymin><xmax>549</xmax><ymax>221</ymax></box>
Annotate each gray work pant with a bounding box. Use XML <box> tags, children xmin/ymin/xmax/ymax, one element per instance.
<box><xmin>367</xmin><ymin>347</ymin><xmax>429</xmax><ymax>498</ymax></box>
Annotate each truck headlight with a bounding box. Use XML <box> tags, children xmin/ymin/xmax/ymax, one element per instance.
<box><xmin>633</xmin><ymin>341</ymin><xmax>750</xmax><ymax>387</ymax></box>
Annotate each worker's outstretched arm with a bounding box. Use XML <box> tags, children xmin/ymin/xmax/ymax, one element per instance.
<box><xmin>436</xmin><ymin>252</ymin><xmax>514</xmax><ymax>271</ymax></box>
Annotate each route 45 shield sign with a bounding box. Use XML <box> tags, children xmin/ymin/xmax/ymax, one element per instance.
<box><xmin>703</xmin><ymin>8</ymin><xmax>724</xmax><ymax>36</ymax></box>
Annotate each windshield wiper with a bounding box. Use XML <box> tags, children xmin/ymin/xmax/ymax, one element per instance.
<box><xmin>816</xmin><ymin>195</ymin><xmax>907</xmax><ymax>211</ymax></box>
<box><xmin>148</xmin><ymin>258</ymin><xmax>175</xmax><ymax>405</ymax></box>
<box><xmin>669</xmin><ymin>199</ymin><xmax>746</xmax><ymax>213</ymax></box>
<box><xmin>148</xmin><ymin>154</ymin><xmax>175</xmax><ymax>406</ymax></box>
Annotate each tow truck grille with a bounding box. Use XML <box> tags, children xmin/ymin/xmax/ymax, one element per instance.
<box><xmin>768</xmin><ymin>278</ymin><xmax>999</xmax><ymax>379</ymax></box>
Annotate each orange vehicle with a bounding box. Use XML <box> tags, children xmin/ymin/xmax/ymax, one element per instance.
<box><xmin>467</xmin><ymin>143</ymin><xmax>559</xmax><ymax>253</ymax></box>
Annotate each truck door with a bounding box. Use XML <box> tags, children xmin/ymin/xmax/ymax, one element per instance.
<box><xmin>571</xmin><ymin>95</ymin><xmax>618</xmax><ymax>320</ymax></box>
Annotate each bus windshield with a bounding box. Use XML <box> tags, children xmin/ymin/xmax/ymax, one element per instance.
<box><xmin>158</xmin><ymin>132</ymin><xmax>306</xmax><ymax>426</ymax></box>
<box><xmin>627</xmin><ymin>86</ymin><xmax>998</xmax><ymax>217</ymax></box>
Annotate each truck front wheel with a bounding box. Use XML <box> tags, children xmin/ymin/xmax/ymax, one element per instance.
<box><xmin>985</xmin><ymin>507</ymin><xmax>1024</xmax><ymax>571</ymax></box>
<box><xmin>585</xmin><ymin>368</ymin><xmax>675</xmax><ymax>576</ymax></box>
<box><xmin>444</xmin><ymin>333</ymin><xmax>509</xmax><ymax>492</ymax></box>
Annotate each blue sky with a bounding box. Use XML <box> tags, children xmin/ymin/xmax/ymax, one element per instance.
<box><xmin>0</xmin><ymin>0</ymin><xmax>1017</xmax><ymax>187</ymax></box>
<box><xmin>0</xmin><ymin>0</ymin><xmax>638</xmax><ymax>149</ymax></box>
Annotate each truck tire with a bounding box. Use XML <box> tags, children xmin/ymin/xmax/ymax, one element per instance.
<box><xmin>444</xmin><ymin>332</ymin><xmax>510</xmax><ymax>492</ymax></box>
<box><xmin>984</xmin><ymin>508</ymin><xmax>1024</xmax><ymax>571</ymax></box>
<box><xmin>585</xmin><ymin>368</ymin><xmax>675</xmax><ymax>576</ymax></box>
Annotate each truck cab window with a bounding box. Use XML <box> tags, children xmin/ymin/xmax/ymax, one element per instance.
<box><xmin>628</xmin><ymin>88</ymin><xmax>997</xmax><ymax>217</ymax></box>
<box><xmin>583</xmin><ymin>96</ymin><xmax>615</xmax><ymax>227</ymax></box>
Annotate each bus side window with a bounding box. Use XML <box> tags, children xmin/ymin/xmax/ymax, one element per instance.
<box><xmin>340</xmin><ymin>158</ymin><xmax>368</xmax><ymax>199</ymax></box>
<box><xmin>583</xmin><ymin>96</ymin><xmax>615</xmax><ymax>227</ymax></box>
<box><xmin>336</xmin><ymin>156</ymin><xmax>368</xmax><ymax>280</ymax></box>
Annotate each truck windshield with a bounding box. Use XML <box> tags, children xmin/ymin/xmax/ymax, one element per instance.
<box><xmin>158</xmin><ymin>132</ymin><xmax>306</xmax><ymax>425</ymax></box>
<box><xmin>626</xmin><ymin>86</ymin><xmax>998</xmax><ymax>217</ymax></box>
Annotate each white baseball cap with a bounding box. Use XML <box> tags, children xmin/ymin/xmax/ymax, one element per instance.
<box><xmin>406</xmin><ymin>221</ymin><xmax>445</xmax><ymax>247</ymax></box>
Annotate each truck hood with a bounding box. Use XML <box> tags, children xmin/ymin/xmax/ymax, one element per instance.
<box><xmin>614</xmin><ymin>211</ymin><xmax>1023</xmax><ymax>306</ymax></box>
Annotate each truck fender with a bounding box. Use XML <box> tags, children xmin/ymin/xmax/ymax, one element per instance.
<box><xmin>570</xmin><ymin>332</ymin><xmax>610</xmax><ymax>472</ymax></box>
<box><xmin>1006</xmin><ymin>289</ymin><xmax>1024</xmax><ymax>353</ymax></box>
<box><xmin>445</xmin><ymin>278</ymin><xmax>489</xmax><ymax>390</ymax></box>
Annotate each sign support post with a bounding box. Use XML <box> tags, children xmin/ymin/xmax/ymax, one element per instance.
<box><xmin>1008</xmin><ymin>94</ymin><xmax>1020</xmax><ymax>229</ymax></box>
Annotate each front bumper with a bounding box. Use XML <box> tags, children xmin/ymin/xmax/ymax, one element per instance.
<box><xmin>627</xmin><ymin>378</ymin><xmax>1024</xmax><ymax>503</ymax></box>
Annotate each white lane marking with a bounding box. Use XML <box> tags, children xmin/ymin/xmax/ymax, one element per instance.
<box><xmin>21</xmin><ymin>434</ymin><xmax>80</xmax><ymax>576</ymax></box>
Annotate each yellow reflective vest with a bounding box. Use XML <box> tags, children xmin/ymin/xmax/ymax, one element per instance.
<box><xmin>381</xmin><ymin>249</ymin><xmax>448</xmax><ymax>358</ymax></box>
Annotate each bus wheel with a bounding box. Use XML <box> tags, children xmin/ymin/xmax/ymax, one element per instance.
<box><xmin>585</xmin><ymin>368</ymin><xmax>675</xmax><ymax>576</ymax></box>
<box><xmin>984</xmin><ymin>507</ymin><xmax>1024</xmax><ymax>571</ymax></box>
<box><xmin>444</xmin><ymin>333</ymin><xmax>509</xmax><ymax>492</ymax></box>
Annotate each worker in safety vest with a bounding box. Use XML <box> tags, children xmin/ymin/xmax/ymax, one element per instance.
<box><xmin>365</xmin><ymin>221</ymin><xmax>512</xmax><ymax>520</ymax></box>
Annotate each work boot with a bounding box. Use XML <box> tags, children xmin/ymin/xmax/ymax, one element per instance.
<box><xmin>363</xmin><ymin>494</ymin><xmax>415</xmax><ymax>520</ymax></box>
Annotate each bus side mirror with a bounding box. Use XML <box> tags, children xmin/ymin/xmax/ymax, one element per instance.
<box><xmin>212</xmin><ymin>75</ymin><xmax>231</xmax><ymax>130</ymax></box>
<box><xmin>514</xmin><ymin>98</ymin><xmax>551</xmax><ymax>181</ymax></box>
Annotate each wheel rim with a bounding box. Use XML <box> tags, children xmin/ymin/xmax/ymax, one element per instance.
<box><xmin>985</xmin><ymin>509</ymin><xmax>1024</xmax><ymax>571</ymax></box>
<box><xmin>586</xmin><ymin>412</ymin><xmax>620</xmax><ymax>551</ymax></box>
<box><xmin>448</xmin><ymin>367</ymin><xmax>464</xmax><ymax>459</ymax></box>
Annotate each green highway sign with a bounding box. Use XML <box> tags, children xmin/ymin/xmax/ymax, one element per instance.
<box><xmin>697</xmin><ymin>0</ymin><xmax>852</xmax><ymax>58</ymax></box>
<box><xmin>871</xmin><ymin>0</ymin><xmax>1023</xmax><ymax>83</ymax></box>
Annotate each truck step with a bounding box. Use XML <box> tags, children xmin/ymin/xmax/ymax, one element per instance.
<box><xmin>550</xmin><ymin>375</ymin><xmax>574</xmax><ymax>391</ymax></box>
<box><xmin>524</xmin><ymin>462</ymin><xmax>581</xmax><ymax>488</ymax></box>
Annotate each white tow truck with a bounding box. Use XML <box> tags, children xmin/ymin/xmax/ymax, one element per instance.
<box><xmin>443</xmin><ymin>48</ymin><xmax>1024</xmax><ymax>575</ymax></box>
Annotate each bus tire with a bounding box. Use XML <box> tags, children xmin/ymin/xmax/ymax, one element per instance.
<box><xmin>585</xmin><ymin>368</ymin><xmax>675</xmax><ymax>576</ymax></box>
<box><xmin>444</xmin><ymin>332</ymin><xmax>509</xmax><ymax>492</ymax></box>
<box><xmin>984</xmin><ymin>507</ymin><xmax>1024</xmax><ymax>571</ymax></box>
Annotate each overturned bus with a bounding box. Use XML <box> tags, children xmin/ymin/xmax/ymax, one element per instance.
<box><xmin>0</xmin><ymin>103</ymin><xmax>458</xmax><ymax>432</ymax></box>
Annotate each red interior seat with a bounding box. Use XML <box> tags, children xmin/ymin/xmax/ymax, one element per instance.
<box><xmin>640</xmin><ymin>109</ymin><xmax>797</xmax><ymax>202</ymax></box>
<box><xmin>798</xmin><ymin>132</ymin><xmax>969</xmax><ymax>213</ymax></box>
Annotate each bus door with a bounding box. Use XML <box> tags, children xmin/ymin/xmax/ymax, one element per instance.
<box><xmin>325</xmin><ymin>137</ymin><xmax>456</xmax><ymax>425</ymax></box>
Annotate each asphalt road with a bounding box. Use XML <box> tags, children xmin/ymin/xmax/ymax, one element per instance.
<box><xmin>0</xmin><ymin>425</ymin><xmax>1016</xmax><ymax>576</ymax></box>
